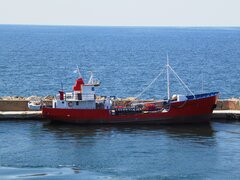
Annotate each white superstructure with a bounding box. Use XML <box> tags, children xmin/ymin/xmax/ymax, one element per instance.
<box><xmin>53</xmin><ymin>71</ymin><xmax>99</xmax><ymax>109</ymax></box>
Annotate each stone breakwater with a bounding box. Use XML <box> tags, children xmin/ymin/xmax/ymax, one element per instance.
<box><xmin>215</xmin><ymin>98</ymin><xmax>240</xmax><ymax>110</ymax></box>
<box><xmin>0</xmin><ymin>96</ymin><xmax>240</xmax><ymax>111</ymax></box>
<box><xmin>0</xmin><ymin>95</ymin><xmax>54</xmax><ymax>101</ymax></box>
<box><xmin>0</xmin><ymin>96</ymin><xmax>53</xmax><ymax>111</ymax></box>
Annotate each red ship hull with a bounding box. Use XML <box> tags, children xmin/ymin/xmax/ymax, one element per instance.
<box><xmin>42</xmin><ymin>93</ymin><xmax>218</xmax><ymax>124</ymax></box>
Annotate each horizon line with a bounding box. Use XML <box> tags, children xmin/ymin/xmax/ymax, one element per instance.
<box><xmin>0</xmin><ymin>23</ymin><xmax>240</xmax><ymax>28</ymax></box>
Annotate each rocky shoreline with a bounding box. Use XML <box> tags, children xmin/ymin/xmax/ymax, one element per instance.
<box><xmin>0</xmin><ymin>95</ymin><xmax>54</xmax><ymax>101</ymax></box>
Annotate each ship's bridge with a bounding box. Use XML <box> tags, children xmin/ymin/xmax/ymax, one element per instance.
<box><xmin>54</xmin><ymin>77</ymin><xmax>98</xmax><ymax>109</ymax></box>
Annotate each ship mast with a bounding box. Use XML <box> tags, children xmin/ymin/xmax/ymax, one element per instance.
<box><xmin>134</xmin><ymin>54</ymin><xmax>195</xmax><ymax>100</ymax></box>
<box><xmin>76</xmin><ymin>65</ymin><xmax>82</xmax><ymax>78</ymax></box>
<box><xmin>88</xmin><ymin>71</ymin><xmax>93</xmax><ymax>84</ymax></box>
<box><xmin>167</xmin><ymin>54</ymin><xmax>170</xmax><ymax>100</ymax></box>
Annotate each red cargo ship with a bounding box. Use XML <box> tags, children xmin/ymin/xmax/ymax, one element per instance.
<box><xmin>42</xmin><ymin>63</ymin><xmax>219</xmax><ymax>124</ymax></box>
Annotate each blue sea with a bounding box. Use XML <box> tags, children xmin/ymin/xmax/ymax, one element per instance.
<box><xmin>0</xmin><ymin>25</ymin><xmax>240</xmax><ymax>99</ymax></box>
<box><xmin>1</xmin><ymin>121</ymin><xmax>240</xmax><ymax>179</ymax></box>
<box><xmin>1</xmin><ymin>25</ymin><xmax>240</xmax><ymax>179</ymax></box>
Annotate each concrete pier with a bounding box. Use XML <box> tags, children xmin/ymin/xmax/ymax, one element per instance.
<box><xmin>212</xmin><ymin>110</ymin><xmax>240</xmax><ymax>121</ymax></box>
<box><xmin>0</xmin><ymin>111</ymin><xmax>42</xmax><ymax>120</ymax></box>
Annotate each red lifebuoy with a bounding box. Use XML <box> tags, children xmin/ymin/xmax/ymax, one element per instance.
<box><xmin>68</xmin><ymin>102</ymin><xmax>73</xmax><ymax>107</ymax></box>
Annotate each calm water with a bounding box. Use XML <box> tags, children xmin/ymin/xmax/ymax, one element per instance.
<box><xmin>1</xmin><ymin>26</ymin><xmax>240</xmax><ymax>179</ymax></box>
<box><xmin>0</xmin><ymin>25</ymin><xmax>240</xmax><ymax>99</ymax></box>
<box><xmin>0</xmin><ymin>121</ymin><xmax>240</xmax><ymax>179</ymax></box>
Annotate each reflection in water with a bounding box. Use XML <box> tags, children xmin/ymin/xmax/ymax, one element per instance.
<box><xmin>163</xmin><ymin>124</ymin><xmax>216</xmax><ymax>146</ymax></box>
<box><xmin>43</xmin><ymin>122</ymin><xmax>100</xmax><ymax>140</ymax></box>
<box><xmin>164</xmin><ymin>123</ymin><xmax>214</xmax><ymax>137</ymax></box>
<box><xmin>43</xmin><ymin>122</ymin><xmax>215</xmax><ymax>145</ymax></box>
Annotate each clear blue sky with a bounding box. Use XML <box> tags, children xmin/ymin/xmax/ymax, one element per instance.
<box><xmin>0</xmin><ymin>0</ymin><xmax>239</xmax><ymax>26</ymax></box>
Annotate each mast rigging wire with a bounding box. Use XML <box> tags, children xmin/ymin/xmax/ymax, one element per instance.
<box><xmin>134</xmin><ymin>63</ymin><xmax>195</xmax><ymax>99</ymax></box>
<box><xmin>168</xmin><ymin>65</ymin><xmax>195</xmax><ymax>97</ymax></box>
<box><xmin>134</xmin><ymin>68</ymin><xmax>165</xmax><ymax>99</ymax></box>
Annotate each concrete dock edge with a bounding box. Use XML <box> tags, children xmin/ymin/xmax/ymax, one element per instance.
<box><xmin>212</xmin><ymin>110</ymin><xmax>240</xmax><ymax>121</ymax></box>
<box><xmin>0</xmin><ymin>111</ymin><xmax>42</xmax><ymax>120</ymax></box>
